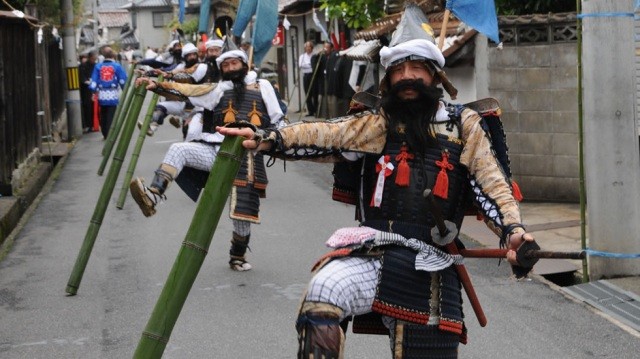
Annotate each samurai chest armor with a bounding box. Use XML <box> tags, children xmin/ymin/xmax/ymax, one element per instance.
<box><xmin>210</xmin><ymin>86</ymin><xmax>272</xmax><ymax>131</ymax></box>
<box><xmin>360</xmin><ymin>132</ymin><xmax>469</xmax><ymax>242</ymax></box>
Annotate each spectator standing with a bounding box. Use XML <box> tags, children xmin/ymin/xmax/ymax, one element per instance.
<box><xmin>323</xmin><ymin>41</ymin><xmax>341</xmax><ymax>118</ymax></box>
<box><xmin>89</xmin><ymin>47</ymin><xmax>127</xmax><ymax>139</ymax></box>
<box><xmin>337</xmin><ymin>54</ymin><xmax>355</xmax><ymax>115</ymax></box>
<box><xmin>79</xmin><ymin>51</ymin><xmax>97</xmax><ymax>132</ymax></box>
<box><xmin>310</xmin><ymin>43</ymin><xmax>327</xmax><ymax>117</ymax></box>
<box><xmin>298</xmin><ymin>41</ymin><xmax>317</xmax><ymax>117</ymax></box>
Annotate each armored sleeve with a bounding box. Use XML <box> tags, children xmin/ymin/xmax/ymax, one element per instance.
<box><xmin>459</xmin><ymin>108</ymin><xmax>523</xmax><ymax>242</ymax></box>
<box><xmin>153</xmin><ymin>82</ymin><xmax>216</xmax><ymax>102</ymax></box>
<box><xmin>266</xmin><ymin>113</ymin><xmax>387</xmax><ymax>160</ymax></box>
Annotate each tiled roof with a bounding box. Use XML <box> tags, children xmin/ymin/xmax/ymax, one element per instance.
<box><xmin>279</xmin><ymin>0</ymin><xmax>299</xmax><ymax>12</ymax></box>
<box><xmin>79</xmin><ymin>27</ymin><xmax>95</xmax><ymax>45</ymax></box>
<box><xmin>97</xmin><ymin>10</ymin><xmax>129</xmax><ymax>28</ymax></box>
<box><xmin>99</xmin><ymin>0</ymin><xmax>131</xmax><ymax>10</ymax></box>
<box><xmin>339</xmin><ymin>39</ymin><xmax>382</xmax><ymax>61</ymax></box>
<box><xmin>121</xmin><ymin>0</ymin><xmax>172</xmax><ymax>9</ymax></box>
<box><xmin>279</xmin><ymin>0</ymin><xmax>317</xmax><ymax>15</ymax></box>
<box><xmin>341</xmin><ymin>27</ymin><xmax>477</xmax><ymax>65</ymax></box>
<box><xmin>354</xmin><ymin>11</ymin><xmax>462</xmax><ymax>41</ymax></box>
<box><xmin>118</xmin><ymin>29</ymin><xmax>139</xmax><ymax>47</ymax></box>
<box><xmin>78</xmin><ymin>26</ymin><xmax>139</xmax><ymax>48</ymax></box>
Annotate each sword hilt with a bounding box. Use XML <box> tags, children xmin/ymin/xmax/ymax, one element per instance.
<box><xmin>423</xmin><ymin>189</ymin><xmax>448</xmax><ymax>236</ymax></box>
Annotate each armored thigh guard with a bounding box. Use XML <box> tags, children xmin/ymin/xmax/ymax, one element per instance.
<box><xmin>390</xmin><ymin>321</ymin><xmax>459</xmax><ymax>359</ymax></box>
<box><xmin>296</xmin><ymin>302</ymin><xmax>345</xmax><ymax>359</ymax></box>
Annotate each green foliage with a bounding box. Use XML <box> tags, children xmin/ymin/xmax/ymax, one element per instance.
<box><xmin>320</xmin><ymin>0</ymin><xmax>386</xmax><ymax>30</ymax></box>
<box><xmin>167</xmin><ymin>17</ymin><xmax>199</xmax><ymax>39</ymax></box>
<box><xmin>316</xmin><ymin>0</ymin><xmax>577</xmax><ymax>29</ymax></box>
<box><xmin>495</xmin><ymin>0</ymin><xmax>576</xmax><ymax>15</ymax></box>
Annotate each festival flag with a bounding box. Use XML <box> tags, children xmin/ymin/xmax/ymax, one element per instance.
<box><xmin>232</xmin><ymin>0</ymin><xmax>258</xmax><ymax>38</ymax></box>
<box><xmin>446</xmin><ymin>0</ymin><xmax>500</xmax><ymax>43</ymax></box>
<box><xmin>198</xmin><ymin>0</ymin><xmax>211</xmax><ymax>34</ymax></box>
<box><xmin>178</xmin><ymin>0</ymin><xmax>185</xmax><ymax>24</ymax></box>
<box><xmin>251</xmin><ymin>0</ymin><xmax>278</xmax><ymax>65</ymax></box>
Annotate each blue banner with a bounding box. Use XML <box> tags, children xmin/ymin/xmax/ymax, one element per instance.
<box><xmin>251</xmin><ymin>0</ymin><xmax>278</xmax><ymax>65</ymax></box>
<box><xmin>232</xmin><ymin>0</ymin><xmax>258</xmax><ymax>38</ymax></box>
<box><xmin>198</xmin><ymin>0</ymin><xmax>211</xmax><ymax>34</ymax></box>
<box><xmin>446</xmin><ymin>0</ymin><xmax>500</xmax><ymax>43</ymax></box>
<box><xmin>178</xmin><ymin>0</ymin><xmax>185</xmax><ymax>24</ymax></box>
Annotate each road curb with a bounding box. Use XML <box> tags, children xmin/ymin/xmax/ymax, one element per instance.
<box><xmin>0</xmin><ymin>141</ymin><xmax>75</xmax><ymax>261</ymax></box>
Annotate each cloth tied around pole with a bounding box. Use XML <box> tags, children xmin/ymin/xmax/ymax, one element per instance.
<box><xmin>326</xmin><ymin>226</ymin><xmax>463</xmax><ymax>272</ymax></box>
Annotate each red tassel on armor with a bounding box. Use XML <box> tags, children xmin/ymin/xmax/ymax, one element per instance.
<box><xmin>434</xmin><ymin>150</ymin><xmax>453</xmax><ymax>199</ymax></box>
<box><xmin>511</xmin><ymin>179</ymin><xmax>524</xmax><ymax>202</ymax></box>
<box><xmin>395</xmin><ymin>145</ymin><xmax>414</xmax><ymax>187</ymax></box>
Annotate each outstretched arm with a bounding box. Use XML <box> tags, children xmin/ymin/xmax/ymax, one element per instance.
<box><xmin>216</xmin><ymin>126</ymin><xmax>273</xmax><ymax>152</ymax></box>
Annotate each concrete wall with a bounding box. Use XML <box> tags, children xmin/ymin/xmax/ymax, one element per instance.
<box><xmin>445</xmin><ymin>66</ymin><xmax>476</xmax><ymax>104</ymax></box>
<box><xmin>482</xmin><ymin>41</ymin><xmax>579</xmax><ymax>202</ymax></box>
<box><xmin>136</xmin><ymin>10</ymin><xmax>172</xmax><ymax>50</ymax></box>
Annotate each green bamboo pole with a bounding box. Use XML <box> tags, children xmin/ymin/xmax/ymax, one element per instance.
<box><xmin>116</xmin><ymin>76</ymin><xmax>164</xmax><ymax>209</ymax></box>
<box><xmin>66</xmin><ymin>84</ymin><xmax>148</xmax><ymax>296</ymax></box>
<box><xmin>576</xmin><ymin>0</ymin><xmax>589</xmax><ymax>283</ymax></box>
<box><xmin>99</xmin><ymin>70</ymin><xmax>137</xmax><ymax>175</ymax></box>
<box><xmin>133</xmin><ymin>135</ymin><xmax>246</xmax><ymax>358</ymax></box>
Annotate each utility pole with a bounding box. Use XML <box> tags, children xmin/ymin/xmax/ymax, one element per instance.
<box><xmin>582</xmin><ymin>0</ymin><xmax>640</xmax><ymax>277</ymax></box>
<box><xmin>93</xmin><ymin>0</ymin><xmax>98</xmax><ymax>45</ymax></box>
<box><xmin>61</xmin><ymin>0</ymin><xmax>83</xmax><ymax>139</ymax></box>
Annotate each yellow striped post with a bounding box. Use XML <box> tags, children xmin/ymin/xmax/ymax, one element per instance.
<box><xmin>66</xmin><ymin>67</ymin><xmax>80</xmax><ymax>90</ymax></box>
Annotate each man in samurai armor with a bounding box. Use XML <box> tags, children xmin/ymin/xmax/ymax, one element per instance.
<box><xmin>130</xmin><ymin>44</ymin><xmax>285</xmax><ymax>272</ymax></box>
<box><xmin>137</xmin><ymin>39</ymin><xmax>183</xmax><ymax>70</ymax></box>
<box><xmin>138</xmin><ymin>42</ymin><xmax>211</xmax><ymax>136</ymax></box>
<box><xmin>179</xmin><ymin>38</ymin><xmax>224</xmax><ymax>142</ymax></box>
<box><xmin>218</xmin><ymin>3</ymin><xmax>535</xmax><ymax>358</ymax></box>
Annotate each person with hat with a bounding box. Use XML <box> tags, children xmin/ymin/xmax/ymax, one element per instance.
<box><xmin>130</xmin><ymin>39</ymin><xmax>285</xmax><ymax>272</ymax></box>
<box><xmin>178</xmin><ymin>38</ymin><xmax>225</xmax><ymax>141</ymax></box>
<box><xmin>79</xmin><ymin>50</ymin><xmax>98</xmax><ymax>132</ymax></box>
<box><xmin>217</xmin><ymin>2</ymin><xmax>535</xmax><ymax>357</ymax></box>
<box><xmin>203</xmin><ymin>38</ymin><xmax>224</xmax><ymax>83</ymax></box>
<box><xmin>140</xmin><ymin>42</ymin><xmax>210</xmax><ymax>136</ymax></box>
<box><xmin>137</xmin><ymin>39</ymin><xmax>183</xmax><ymax>71</ymax></box>
<box><xmin>298</xmin><ymin>41</ymin><xmax>318</xmax><ymax>117</ymax></box>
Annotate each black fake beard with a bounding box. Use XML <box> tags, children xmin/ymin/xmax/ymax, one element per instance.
<box><xmin>170</xmin><ymin>50</ymin><xmax>182</xmax><ymax>60</ymax></box>
<box><xmin>206</xmin><ymin>55</ymin><xmax>217</xmax><ymax>64</ymax></box>
<box><xmin>381</xmin><ymin>79</ymin><xmax>443</xmax><ymax>152</ymax></box>
<box><xmin>221</xmin><ymin>67</ymin><xmax>247</xmax><ymax>82</ymax></box>
<box><xmin>185</xmin><ymin>58</ymin><xmax>198</xmax><ymax>68</ymax></box>
<box><xmin>222</xmin><ymin>67</ymin><xmax>248</xmax><ymax>101</ymax></box>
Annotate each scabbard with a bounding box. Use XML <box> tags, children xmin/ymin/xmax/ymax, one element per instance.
<box><xmin>460</xmin><ymin>248</ymin><xmax>586</xmax><ymax>260</ymax></box>
<box><xmin>446</xmin><ymin>242</ymin><xmax>487</xmax><ymax>327</ymax></box>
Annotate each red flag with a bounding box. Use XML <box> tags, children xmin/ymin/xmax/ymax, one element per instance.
<box><xmin>92</xmin><ymin>94</ymin><xmax>100</xmax><ymax>132</ymax></box>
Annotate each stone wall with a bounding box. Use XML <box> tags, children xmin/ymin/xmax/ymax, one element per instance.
<box><xmin>485</xmin><ymin>42</ymin><xmax>579</xmax><ymax>202</ymax></box>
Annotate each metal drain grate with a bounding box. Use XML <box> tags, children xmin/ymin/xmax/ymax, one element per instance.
<box><xmin>562</xmin><ymin>280</ymin><xmax>640</xmax><ymax>331</ymax></box>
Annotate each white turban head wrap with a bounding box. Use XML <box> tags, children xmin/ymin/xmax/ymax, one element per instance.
<box><xmin>205</xmin><ymin>39</ymin><xmax>224</xmax><ymax>49</ymax></box>
<box><xmin>379</xmin><ymin>38</ymin><xmax>445</xmax><ymax>69</ymax></box>
<box><xmin>181</xmin><ymin>43</ymin><xmax>198</xmax><ymax>57</ymax></box>
<box><xmin>216</xmin><ymin>50</ymin><xmax>248</xmax><ymax>67</ymax></box>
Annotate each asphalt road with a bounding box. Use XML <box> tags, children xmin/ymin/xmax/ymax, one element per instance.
<box><xmin>0</xmin><ymin>116</ymin><xmax>638</xmax><ymax>358</ymax></box>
